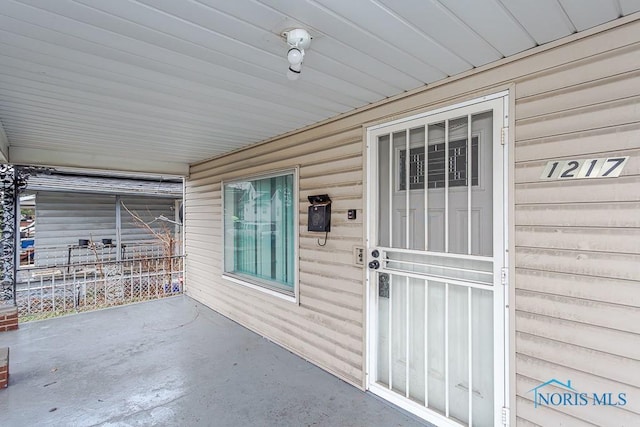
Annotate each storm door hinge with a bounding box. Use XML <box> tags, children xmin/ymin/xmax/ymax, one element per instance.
<box><xmin>502</xmin><ymin>406</ymin><xmax>510</xmax><ymax>426</ymax></box>
<box><xmin>501</xmin><ymin>127</ymin><xmax>509</xmax><ymax>145</ymax></box>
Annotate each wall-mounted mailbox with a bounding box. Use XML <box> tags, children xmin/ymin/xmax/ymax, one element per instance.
<box><xmin>307</xmin><ymin>194</ymin><xmax>331</xmax><ymax>232</ymax></box>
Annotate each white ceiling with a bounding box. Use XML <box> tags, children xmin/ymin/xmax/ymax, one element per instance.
<box><xmin>0</xmin><ymin>0</ymin><xmax>638</xmax><ymax>175</ymax></box>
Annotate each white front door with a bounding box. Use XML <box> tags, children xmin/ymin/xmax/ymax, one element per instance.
<box><xmin>366</xmin><ymin>94</ymin><xmax>509</xmax><ymax>427</ymax></box>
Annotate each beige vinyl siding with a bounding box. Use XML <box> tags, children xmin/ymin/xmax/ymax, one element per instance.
<box><xmin>186</xmin><ymin>16</ymin><xmax>640</xmax><ymax>424</ymax></box>
<box><xmin>186</xmin><ymin>133</ymin><xmax>366</xmax><ymax>386</ymax></box>
<box><xmin>512</xmin><ymin>27</ymin><xmax>640</xmax><ymax>426</ymax></box>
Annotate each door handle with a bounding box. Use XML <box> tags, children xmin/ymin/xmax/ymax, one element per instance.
<box><xmin>368</xmin><ymin>260</ymin><xmax>380</xmax><ymax>270</ymax></box>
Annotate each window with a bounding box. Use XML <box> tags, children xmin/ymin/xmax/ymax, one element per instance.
<box><xmin>399</xmin><ymin>136</ymin><xmax>479</xmax><ymax>190</ymax></box>
<box><xmin>223</xmin><ymin>170</ymin><xmax>296</xmax><ymax>298</ymax></box>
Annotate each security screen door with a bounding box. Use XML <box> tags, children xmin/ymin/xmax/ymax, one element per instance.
<box><xmin>366</xmin><ymin>94</ymin><xmax>508</xmax><ymax>427</ymax></box>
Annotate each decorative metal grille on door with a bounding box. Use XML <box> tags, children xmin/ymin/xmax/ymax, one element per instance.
<box><xmin>368</xmin><ymin>96</ymin><xmax>507</xmax><ymax>427</ymax></box>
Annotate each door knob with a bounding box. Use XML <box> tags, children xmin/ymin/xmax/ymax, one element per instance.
<box><xmin>368</xmin><ymin>260</ymin><xmax>380</xmax><ymax>270</ymax></box>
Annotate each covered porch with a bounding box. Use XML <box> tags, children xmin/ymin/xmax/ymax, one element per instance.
<box><xmin>0</xmin><ymin>296</ymin><xmax>428</xmax><ymax>426</ymax></box>
<box><xmin>1</xmin><ymin>3</ymin><xmax>639</xmax><ymax>426</ymax></box>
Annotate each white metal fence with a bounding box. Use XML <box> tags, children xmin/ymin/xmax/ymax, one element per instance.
<box><xmin>21</xmin><ymin>241</ymin><xmax>175</xmax><ymax>269</ymax></box>
<box><xmin>16</xmin><ymin>250</ymin><xmax>184</xmax><ymax>321</ymax></box>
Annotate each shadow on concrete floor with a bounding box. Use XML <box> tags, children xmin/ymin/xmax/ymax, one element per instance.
<box><xmin>0</xmin><ymin>296</ymin><xmax>431</xmax><ymax>427</ymax></box>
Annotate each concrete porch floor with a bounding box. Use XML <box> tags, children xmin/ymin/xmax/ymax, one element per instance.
<box><xmin>0</xmin><ymin>296</ymin><xmax>430</xmax><ymax>426</ymax></box>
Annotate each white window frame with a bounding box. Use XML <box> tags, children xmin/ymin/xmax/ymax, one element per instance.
<box><xmin>221</xmin><ymin>168</ymin><xmax>299</xmax><ymax>303</ymax></box>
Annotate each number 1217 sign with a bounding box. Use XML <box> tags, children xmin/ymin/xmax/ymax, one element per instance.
<box><xmin>540</xmin><ymin>156</ymin><xmax>629</xmax><ymax>180</ymax></box>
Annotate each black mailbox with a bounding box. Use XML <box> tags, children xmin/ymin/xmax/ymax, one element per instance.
<box><xmin>307</xmin><ymin>194</ymin><xmax>331</xmax><ymax>232</ymax></box>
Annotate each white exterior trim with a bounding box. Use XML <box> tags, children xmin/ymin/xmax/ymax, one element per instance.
<box><xmin>365</xmin><ymin>92</ymin><xmax>510</xmax><ymax>426</ymax></box>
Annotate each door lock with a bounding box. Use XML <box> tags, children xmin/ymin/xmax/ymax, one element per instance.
<box><xmin>368</xmin><ymin>260</ymin><xmax>380</xmax><ymax>270</ymax></box>
<box><xmin>371</xmin><ymin>249</ymin><xmax>379</xmax><ymax>258</ymax></box>
<box><xmin>378</xmin><ymin>273</ymin><xmax>390</xmax><ymax>298</ymax></box>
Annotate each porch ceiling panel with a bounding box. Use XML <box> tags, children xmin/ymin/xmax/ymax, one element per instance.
<box><xmin>0</xmin><ymin>0</ymin><xmax>638</xmax><ymax>174</ymax></box>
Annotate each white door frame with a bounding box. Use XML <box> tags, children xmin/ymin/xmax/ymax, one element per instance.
<box><xmin>365</xmin><ymin>92</ymin><xmax>510</xmax><ymax>427</ymax></box>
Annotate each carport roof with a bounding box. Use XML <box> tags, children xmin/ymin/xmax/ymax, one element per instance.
<box><xmin>0</xmin><ymin>1</ymin><xmax>638</xmax><ymax>175</ymax></box>
<box><xmin>26</xmin><ymin>171</ymin><xmax>183</xmax><ymax>197</ymax></box>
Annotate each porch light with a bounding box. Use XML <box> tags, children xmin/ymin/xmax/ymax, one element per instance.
<box><xmin>283</xmin><ymin>28</ymin><xmax>311</xmax><ymax>81</ymax></box>
<box><xmin>287</xmin><ymin>48</ymin><xmax>303</xmax><ymax>65</ymax></box>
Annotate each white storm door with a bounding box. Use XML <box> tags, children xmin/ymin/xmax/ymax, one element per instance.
<box><xmin>366</xmin><ymin>94</ymin><xmax>508</xmax><ymax>427</ymax></box>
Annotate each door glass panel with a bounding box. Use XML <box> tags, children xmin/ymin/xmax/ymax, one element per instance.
<box><xmin>375</xmin><ymin>274</ymin><xmax>494</xmax><ymax>424</ymax></box>
<box><xmin>427</xmin><ymin>122</ymin><xmax>446</xmax><ymax>252</ymax></box>
<box><xmin>376</xmin><ymin>272</ymin><xmax>390</xmax><ymax>386</ymax></box>
<box><xmin>406</xmin><ymin>126</ymin><xmax>426</xmax><ymax>250</ymax></box>
<box><xmin>471</xmin><ymin>111</ymin><xmax>493</xmax><ymax>257</ymax></box>
<box><xmin>447</xmin><ymin>116</ymin><xmax>470</xmax><ymax>255</ymax></box>
<box><xmin>427</xmin><ymin>281</ymin><xmax>446</xmax><ymax>413</ymax></box>
<box><xmin>378</xmin><ymin>134</ymin><xmax>391</xmax><ymax>247</ymax></box>
<box><xmin>408</xmin><ymin>278</ymin><xmax>426</xmax><ymax>404</ymax></box>
<box><xmin>383</xmin><ymin>112</ymin><xmax>494</xmax><ymax>255</ymax></box>
<box><xmin>473</xmin><ymin>288</ymin><xmax>494</xmax><ymax>426</ymax></box>
<box><xmin>391</xmin><ymin>276</ymin><xmax>407</xmax><ymax>394</ymax></box>
<box><xmin>448</xmin><ymin>284</ymin><xmax>469</xmax><ymax>424</ymax></box>
<box><xmin>422</xmin><ymin>113</ymin><xmax>494</xmax><ymax>256</ymax></box>
<box><xmin>392</xmin><ymin>131</ymin><xmax>408</xmax><ymax>248</ymax></box>
<box><xmin>377</xmin><ymin>276</ymin><xmax>448</xmax><ymax>411</ymax></box>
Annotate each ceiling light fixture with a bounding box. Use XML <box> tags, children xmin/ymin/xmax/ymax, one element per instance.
<box><xmin>283</xmin><ymin>28</ymin><xmax>311</xmax><ymax>81</ymax></box>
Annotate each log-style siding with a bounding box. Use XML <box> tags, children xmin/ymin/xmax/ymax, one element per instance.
<box><xmin>186</xmin><ymin>16</ymin><xmax>640</xmax><ymax>425</ymax></box>
<box><xmin>186</xmin><ymin>132</ymin><xmax>366</xmax><ymax>386</ymax></box>
<box><xmin>512</xmin><ymin>27</ymin><xmax>640</xmax><ymax>425</ymax></box>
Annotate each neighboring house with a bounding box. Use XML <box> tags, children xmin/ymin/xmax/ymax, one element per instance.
<box><xmin>24</xmin><ymin>172</ymin><xmax>183</xmax><ymax>268</ymax></box>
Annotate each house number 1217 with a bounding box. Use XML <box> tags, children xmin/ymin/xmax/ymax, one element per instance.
<box><xmin>540</xmin><ymin>156</ymin><xmax>629</xmax><ymax>180</ymax></box>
